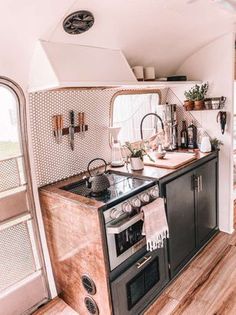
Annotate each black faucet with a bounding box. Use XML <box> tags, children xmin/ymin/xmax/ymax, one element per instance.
<box><xmin>140</xmin><ymin>113</ymin><xmax>164</xmax><ymax>140</ymax></box>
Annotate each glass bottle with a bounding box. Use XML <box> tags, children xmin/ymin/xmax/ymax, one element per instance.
<box><xmin>187</xmin><ymin>121</ymin><xmax>198</xmax><ymax>149</ymax></box>
<box><xmin>180</xmin><ymin>120</ymin><xmax>188</xmax><ymax>149</ymax></box>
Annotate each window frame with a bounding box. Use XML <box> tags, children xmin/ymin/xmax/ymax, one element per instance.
<box><xmin>109</xmin><ymin>89</ymin><xmax>162</xmax><ymax>144</ymax></box>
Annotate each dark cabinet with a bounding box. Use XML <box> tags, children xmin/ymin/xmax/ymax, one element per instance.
<box><xmin>165</xmin><ymin>170</ymin><xmax>196</xmax><ymax>277</ymax></box>
<box><xmin>195</xmin><ymin>159</ymin><xmax>217</xmax><ymax>246</ymax></box>
<box><xmin>163</xmin><ymin>157</ymin><xmax>218</xmax><ymax>278</ymax></box>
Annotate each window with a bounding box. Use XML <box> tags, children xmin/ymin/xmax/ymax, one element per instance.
<box><xmin>111</xmin><ymin>90</ymin><xmax>161</xmax><ymax>144</ymax></box>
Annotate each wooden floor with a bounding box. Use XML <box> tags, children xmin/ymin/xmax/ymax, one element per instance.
<box><xmin>34</xmin><ymin>231</ymin><xmax>236</xmax><ymax>315</ymax></box>
<box><xmin>145</xmin><ymin>231</ymin><xmax>236</xmax><ymax>315</ymax></box>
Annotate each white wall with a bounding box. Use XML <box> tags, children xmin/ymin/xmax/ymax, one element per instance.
<box><xmin>173</xmin><ymin>33</ymin><xmax>235</xmax><ymax>233</ymax></box>
<box><xmin>0</xmin><ymin>0</ymin><xmax>235</xmax><ymax>92</ymax></box>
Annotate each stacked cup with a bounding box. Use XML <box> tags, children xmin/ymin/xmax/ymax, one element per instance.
<box><xmin>132</xmin><ymin>66</ymin><xmax>156</xmax><ymax>81</ymax></box>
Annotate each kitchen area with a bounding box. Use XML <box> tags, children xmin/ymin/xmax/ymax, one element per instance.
<box><xmin>30</xmin><ymin>43</ymin><xmax>220</xmax><ymax>313</ymax></box>
<box><xmin>0</xmin><ymin>1</ymin><xmax>235</xmax><ymax>315</ymax></box>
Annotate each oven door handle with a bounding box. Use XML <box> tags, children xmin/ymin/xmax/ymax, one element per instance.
<box><xmin>106</xmin><ymin>213</ymin><xmax>143</xmax><ymax>234</ymax></box>
<box><xmin>136</xmin><ymin>255</ymin><xmax>152</xmax><ymax>269</ymax></box>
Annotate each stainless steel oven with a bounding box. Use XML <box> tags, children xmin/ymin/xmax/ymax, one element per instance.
<box><xmin>111</xmin><ymin>245</ymin><xmax>169</xmax><ymax>315</ymax></box>
<box><xmin>104</xmin><ymin>184</ymin><xmax>160</xmax><ymax>271</ymax></box>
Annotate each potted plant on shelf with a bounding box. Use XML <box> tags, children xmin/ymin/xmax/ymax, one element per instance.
<box><xmin>123</xmin><ymin>142</ymin><xmax>154</xmax><ymax>170</ymax></box>
<box><xmin>184</xmin><ymin>90</ymin><xmax>195</xmax><ymax>111</ymax></box>
<box><xmin>210</xmin><ymin>138</ymin><xmax>223</xmax><ymax>151</ymax></box>
<box><xmin>184</xmin><ymin>82</ymin><xmax>209</xmax><ymax>110</ymax></box>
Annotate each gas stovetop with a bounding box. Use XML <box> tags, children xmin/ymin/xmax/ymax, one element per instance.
<box><xmin>61</xmin><ymin>171</ymin><xmax>155</xmax><ymax>208</ymax></box>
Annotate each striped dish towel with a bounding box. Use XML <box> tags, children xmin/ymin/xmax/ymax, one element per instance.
<box><xmin>141</xmin><ymin>198</ymin><xmax>169</xmax><ymax>251</ymax></box>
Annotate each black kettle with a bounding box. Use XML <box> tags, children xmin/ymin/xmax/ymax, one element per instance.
<box><xmin>85</xmin><ymin>158</ymin><xmax>110</xmax><ymax>194</ymax></box>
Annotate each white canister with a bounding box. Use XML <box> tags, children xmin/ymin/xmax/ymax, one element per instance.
<box><xmin>144</xmin><ymin>67</ymin><xmax>155</xmax><ymax>81</ymax></box>
<box><xmin>132</xmin><ymin>66</ymin><xmax>144</xmax><ymax>81</ymax></box>
<box><xmin>200</xmin><ymin>136</ymin><xmax>212</xmax><ymax>153</ymax></box>
<box><xmin>130</xmin><ymin>157</ymin><xmax>144</xmax><ymax>170</ymax></box>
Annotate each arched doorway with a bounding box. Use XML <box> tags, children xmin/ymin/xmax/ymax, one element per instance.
<box><xmin>0</xmin><ymin>77</ymin><xmax>49</xmax><ymax>314</ymax></box>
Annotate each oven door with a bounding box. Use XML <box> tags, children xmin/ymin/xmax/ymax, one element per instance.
<box><xmin>111</xmin><ymin>245</ymin><xmax>169</xmax><ymax>315</ymax></box>
<box><xmin>106</xmin><ymin>213</ymin><xmax>146</xmax><ymax>270</ymax></box>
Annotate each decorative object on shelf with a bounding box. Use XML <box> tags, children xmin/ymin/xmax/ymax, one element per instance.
<box><xmin>217</xmin><ymin>111</ymin><xmax>227</xmax><ymax>134</ymax></box>
<box><xmin>63</xmin><ymin>11</ymin><xmax>94</xmax><ymax>35</ymax></box>
<box><xmin>204</xmin><ymin>98</ymin><xmax>212</xmax><ymax>109</ymax></box>
<box><xmin>144</xmin><ymin>67</ymin><xmax>155</xmax><ymax>81</ymax></box>
<box><xmin>200</xmin><ymin>136</ymin><xmax>212</xmax><ymax>153</ymax></box>
<box><xmin>84</xmin><ymin>158</ymin><xmax>110</xmax><ymax>194</ymax></box>
<box><xmin>123</xmin><ymin>142</ymin><xmax>154</xmax><ymax>171</ymax></box>
<box><xmin>109</xmin><ymin>127</ymin><xmax>124</xmax><ymax>167</ymax></box>
<box><xmin>132</xmin><ymin>66</ymin><xmax>144</xmax><ymax>81</ymax></box>
<box><xmin>184</xmin><ymin>82</ymin><xmax>209</xmax><ymax>110</ymax></box>
<box><xmin>212</xmin><ymin>96</ymin><xmax>226</xmax><ymax>110</ymax></box>
<box><xmin>183</xmin><ymin>100</ymin><xmax>194</xmax><ymax>111</ymax></box>
<box><xmin>210</xmin><ymin>138</ymin><xmax>223</xmax><ymax>151</ymax></box>
<box><xmin>167</xmin><ymin>75</ymin><xmax>187</xmax><ymax>81</ymax></box>
<box><xmin>52</xmin><ymin>114</ymin><xmax>63</xmax><ymax>143</ymax></box>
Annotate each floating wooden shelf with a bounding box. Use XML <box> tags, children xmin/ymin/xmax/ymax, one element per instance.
<box><xmin>187</xmin><ymin>108</ymin><xmax>225</xmax><ymax>112</ymax></box>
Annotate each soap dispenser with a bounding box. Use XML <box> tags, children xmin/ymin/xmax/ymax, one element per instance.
<box><xmin>200</xmin><ymin>136</ymin><xmax>212</xmax><ymax>153</ymax></box>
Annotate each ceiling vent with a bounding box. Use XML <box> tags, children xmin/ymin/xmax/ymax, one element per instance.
<box><xmin>63</xmin><ymin>10</ymin><xmax>94</xmax><ymax>34</ymax></box>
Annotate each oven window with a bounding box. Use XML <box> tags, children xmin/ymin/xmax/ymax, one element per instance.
<box><xmin>127</xmin><ymin>258</ymin><xmax>159</xmax><ymax>310</ymax></box>
<box><xmin>115</xmin><ymin>221</ymin><xmax>144</xmax><ymax>256</ymax></box>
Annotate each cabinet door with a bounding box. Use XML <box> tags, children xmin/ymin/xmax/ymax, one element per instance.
<box><xmin>195</xmin><ymin>159</ymin><xmax>217</xmax><ymax>245</ymax></box>
<box><xmin>165</xmin><ymin>171</ymin><xmax>196</xmax><ymax>277</ymax></box>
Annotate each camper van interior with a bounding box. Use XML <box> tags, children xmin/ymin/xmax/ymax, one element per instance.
<box><xmin>1</xmin><ymin>0</ymin><xmax>236</xmax><ymax>314</ymax></box>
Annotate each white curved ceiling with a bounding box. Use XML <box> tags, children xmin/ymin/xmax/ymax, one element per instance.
<box><xmin>0</xmin><ymin>0</ymin><xmax>235</xmax><ymax>87</ymax></box>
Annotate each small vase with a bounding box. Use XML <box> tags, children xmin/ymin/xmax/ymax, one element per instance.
<box><xmin>194</xmin><ymin>100</ymin><xmax>205</xmax><ymax>110</ymax></box>
<box><xmin>130</xmin><ymin>157</ymin><xmax>144</xmax><ymax>170</ymax></box>
<box><xmin>184</xmin><ymin>100</ymin><xmax>194</xmax><ymax>111</ymax></box>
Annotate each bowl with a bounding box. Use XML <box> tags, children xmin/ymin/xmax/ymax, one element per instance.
<box><xmin>155</xmin><ymin>151</ymin><xmax>166</xmax><ymax>159</ymax></box>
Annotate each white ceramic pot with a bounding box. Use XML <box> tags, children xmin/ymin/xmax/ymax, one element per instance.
<box><xmin>200</xmin><ymin>136</ymin><xmax>212</xmax><ymax>153</ymax></box>
<box><xmin>130</xmin><ymin>157</ymin><xmax>144</xmax><ymax>170</ymax></box>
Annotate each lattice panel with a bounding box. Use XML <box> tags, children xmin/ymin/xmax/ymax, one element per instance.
<box><xmin>29</xmin><ymin>89</ymin><xmax>116</xmax><ymax>186</ymax></box>
<box><xmin>29</xmin><ymin>87</ymin><xmax>205</xmax><ymax>187</ymax></box>
<box><xmin>30</xmin><ymin>88</ymin><xmax>170</xmax><ymax>186</ymax></box>
<box><xmin>0</xmin><ymin>221</ymin><xmax>36</xmax><ymax>291</ymax></box>
<box><xmin>0</xmin><ymin>158</ymin><xmax>20</xmax><ymax>192</ymax></box>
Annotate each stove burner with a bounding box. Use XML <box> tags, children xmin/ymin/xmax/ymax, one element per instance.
<box><xmin>61</xmin><ymin>171</ymin><xmax>154</xmax><ymax>207</ymax></box>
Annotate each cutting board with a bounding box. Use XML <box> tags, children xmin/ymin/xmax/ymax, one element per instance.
<box><xmin>144</xmin><ymin>152</ymin><xmax>197</xmax><ymax>169</ymax></box>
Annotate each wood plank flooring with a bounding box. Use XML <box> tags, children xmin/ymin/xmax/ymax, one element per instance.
<box><xmin>145</xmin><ymin>231</ymin><xmax>236</xmax><ymax>315</ymax></box>
<box><xmin>33</xmin><ymin>297</ymin><xmax>78</xmax><ymax>315</ymax></box>
<box><xmin>34</xmin><ymin>232</ymin><xmax>236</xmax><ymax>315</ymax></box>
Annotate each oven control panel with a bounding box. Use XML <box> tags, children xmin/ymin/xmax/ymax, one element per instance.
<box><xmin>104</xmin><ymin>184</ymin><xmax>159</xmax><ymax>224</ymax></box>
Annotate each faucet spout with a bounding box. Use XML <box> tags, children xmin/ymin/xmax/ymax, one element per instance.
<box><xmin>140</xmin><ymin>113</ymin><xmax>164</xmax><ymax>140</ymax></box>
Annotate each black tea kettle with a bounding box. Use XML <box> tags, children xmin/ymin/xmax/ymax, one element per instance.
<box><xmin>85</xmin><ymin>158</ymin><xmax>110</xmax><ymax>194</ymax></box>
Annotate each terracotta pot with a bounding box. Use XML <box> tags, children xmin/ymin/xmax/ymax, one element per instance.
<box><xmin>194</xmin><ymin>100</ymin><xmax>205</xmax><ymax>110</ymax></box>
<box><xmin>130</xmin><ymin>157</ymin><xmax>144</xmax><ymax>170</ymax></box>
<box><xmin>184</xmin><ymin>100</ymin><xmax>194</xmax><ymax>111</ymax></box>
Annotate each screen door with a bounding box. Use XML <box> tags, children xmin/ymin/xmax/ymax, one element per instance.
<box><xmin>0</xmin><ymin>79</ymin><xmax>48</xmax><ymax>315</ymax></box>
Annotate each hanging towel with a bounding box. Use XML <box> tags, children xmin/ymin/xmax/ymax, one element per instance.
<box><xmin>141</xmin><ymin>198</ymin><xmax>169</xmax><ymax>251</ymax></box>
